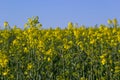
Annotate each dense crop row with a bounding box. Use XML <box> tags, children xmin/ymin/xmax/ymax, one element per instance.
<box><xmin>0</xmin><ymin>17</ymin><xmax>120</xmax><ymax>80</ymax></box>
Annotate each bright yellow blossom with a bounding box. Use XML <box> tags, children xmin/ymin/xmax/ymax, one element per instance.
<box><xmin>27</xmin><ymin>63</ymin><xmax>33</xmax><ymax>70</ymax></box>
<box><xmin>0</xmin><ymin>51</ymin><xmax>8</xmax><ymax>67</ymax></box>
<box><xmin>101</xmin><ymin>58</ymin><xmax>106</xmax><ymax>65</ymax></box>
<box><xmin>68</xmin><ymin>22</ymin><xmax>73</xmax><ymax>29</ymax></box>
<box><xmin>47</xmin><ymin>57</ymin><xmax>51</xmax><ymax>62</ymax></box>
<box><xmin>46</xmin><ymin>49</ymin><xmax>52</xmax><ymax>55</ymax></box>
<box><xmin>24</xmin><ymin>47</ymin><xmax>29</xmax><ymax>53</ymax></box>
<box><xmin>64</xmin><ymin>44</ymin><xmax>70</xmax><ymax>50</ymax></box>
<box><xmin>90</xmin><ymin>39</ymin><xmax>95</xmax><ymax>44</ymax></box>
<box><xmin>4</xmin><ymin>21</ymin><xmax>9</xmax><ymax>27</ymax></box>
<box><xmin>2</xmin><ymin>69</ymin><xmax>9</xmax><ymax>76</ymax></box>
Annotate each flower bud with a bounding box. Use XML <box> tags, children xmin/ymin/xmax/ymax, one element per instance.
<box><xmin>112</xmin><ymin>18</ymin><xmax>117</xmax><ymax>26</ymax></box>
<box><xmin>107</xmin><ymin>19</ymin><xmax>112</xmax><ymax>24</ymax></box>
<box><xmin>4</xmin><ymin>21</ymin><xmax>8</xmax><ymax>27</ymax></box>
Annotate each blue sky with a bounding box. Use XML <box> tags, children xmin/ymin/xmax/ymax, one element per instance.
<box><xmin>0</xmin><ymin>0</ymin><xmax>120</xmax><ymax>28</ymax></box>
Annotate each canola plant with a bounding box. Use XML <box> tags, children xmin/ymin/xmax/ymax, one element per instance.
<box><xmin>0</xmin><ymin>17</ymin><xmax>120</xmax><ymax>80</ymax></box>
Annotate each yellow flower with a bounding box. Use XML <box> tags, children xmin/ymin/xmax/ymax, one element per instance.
<box><xmin>24</xmin><ymin>47</ymin><xmax>29</xmax><ymax>53</ymax></box>
<box><xmin>0</xmin><ymin>40</ymin><xmax>3</xmax><ymax>44</ymax></box>
<box><xmin>77</xmin><ymin>41</ymin><xmax>84</xmax><ymax>50</ymax></box>
<box><xmin>112</xmin><ymin>28</ymin><xmax>117</xmax><ymax>33</ymax></box>
<box><xmin>100</xmin><ymin>53</ymin><xmax>107</xmax><ymax>59</ymax></box>
<box><xmin>118</xmin><ymin>50</ymin><xmax>120</xmax><ymax>53</ymax></box>
<box><xmin>101</xmin><ymin>58</ymin><xmax>106</xmax><ymax>65</ymax></box>
<box><xmin>67</xmin><ymin>22</ymin><xmax>73</xmax><ymax>29</ymax></box>
<box><xmin>79</xmin><ymin>45</ymin><xmax>84</xmax><ymax>51</ymax></box>
<box><xmin>13</xmin><ymin>39</ymin><xmax>18</xmax><ymax>45</ymax></box>
<box><xmin>38</xmin><ymin>40</ymin><xmax>44</xmax><ymax>48</ymax></box>
<box><xmin>3</xmin><ymin>71</ymin><xmax>8</xmax><ymax>76</ymax></box>
<box><xmin>115</xmin><ymin>66</ymin><xmax>120</xmax><ymax>73</ymax></box>
<box><xmin>4</xmin><ymin>21</ymin><xmax>9</xmax><ymax>27</ymax></box>
<box><xmin>46</xmin><ymin>49</ymin><xmax>52</xmax><ymax>55</ymax></box>
<box><xmin>82</xmin><ymin>32</ymin><xmax>85</xmax><ymax>36</ymax></box>
<box><xmin>64</xmin><ymin>44</ymin><xmax>70</xmax><ymax>50</ymax></box>
<box><xmin>100</xmin><ymin>55</ymin><xmax>104</xmax><ymax>59</ymax></box>
<box><xmin>90</xmin><ymin>39</ymin><xmax>95</xmax><ymax>44</ymax></box>
<box><xmin>48</xmin><ymin>57</ymin><xmax>51</xmax><ymax>62</ymax></box>
<box><xmin>0</xmin><ymin>52</ymin><xmax>8</xmax><ymax>67</ymax></box>
<box><xmin>115</xmin><ymin>66</ymin><xmax>120</xmax><ymax>70</ymax></box>
<box><xmin>109</xmin><ymin>60</ymin><xmax>112</xmax><ymax>64</ymax></box>
<box><xmin>74</xmin><ymin>30</ymin><xmax>79</xmax><ymax>38</ymax></box>
<box><xmin>27</xmin><ymin>63</ymin><xmax>33</xmax><ymax>70</ymax></box>
<box><xmin>68</xmin><ymin>41</ymin><xmax>73</xmax><ymax>45</ymax></box>
<box><xmin>2</xmin><ymin>69</ymin><xmax>9</xmax><ymax>76</ymax></box>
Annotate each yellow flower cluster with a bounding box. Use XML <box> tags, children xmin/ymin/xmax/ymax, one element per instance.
<box><xmin>0</xmin><ymin>51</ymin><xmax>8</xmax><ymax>68</ymax></box>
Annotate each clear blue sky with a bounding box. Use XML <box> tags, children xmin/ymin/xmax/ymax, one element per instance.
<box><xmin>0</xmin><ymin>0</ymin><xmax>120</xmax><ymax>28</ymax></box>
